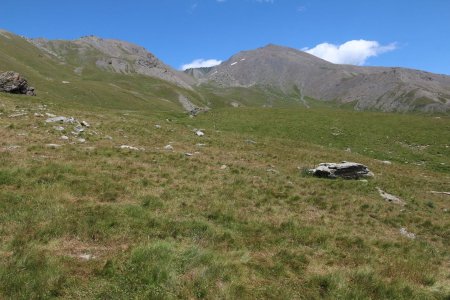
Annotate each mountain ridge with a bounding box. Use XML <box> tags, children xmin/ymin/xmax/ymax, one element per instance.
<box><xmin>192</xmin><ymin>44</ymin><xmax>450</xmax><ymax>112</ymax></box>
<box><xmin>2</xmin><ymin>29</ymin><xmax>450</xmax><ymax>112</ymax></box>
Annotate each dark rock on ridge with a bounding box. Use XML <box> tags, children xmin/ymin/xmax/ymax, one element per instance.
<box><xmin>0</xmin><ymin>71</ymin><xmax>35</xmax><ymax>96</ymax></box>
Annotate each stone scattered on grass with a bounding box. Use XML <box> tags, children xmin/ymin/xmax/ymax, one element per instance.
<box><xmin>61</xmin><ymin>135</ymin><xmax>69</xmax><ymax>140</ymax></box>
<box><xmin>309</xmin><ymin>161</ymin><xmax>374</xmax><ymax>179</ymax></box>
<box><xmin>46</xmin><ymin>116</ymin><xmax>77</xmax><ymax>124</ymax></box>
<box><xmin>430</xmin><ymin>191</ymin><xmax>450</xmax><ymax>196</ymax></box>
<box><xmin>164</xmin><ymin>144</ymin><xmax>174</xmax><ymax>151</ymax></box>
<box><xmin>120</xmin><ymin>145</ymin><xmax>139</xmax><ymax>151</ymax></box>
<box><xmin>8</xmin><ymin>112</ymin><xmax>28</xmax><ymax>118</ymax></box>
<box><xmin>80</xmin><ymin>120</ymin><xmax>90</xmax><ymax>127</ymax></box>
<box><xmin>53</xmin><ymin>126</ymin><xmax>65</xmax><ymax>131</ymax></box>
<box><xmin>195</xmin><ymin>130</ymin><xmax>205</xmax><ymax>137</ymax></box>
<box><xmin>46</xmin><ymin>144</ymin><xmax>62</xmax><ymax>149</ymax></box>
<box><xmin>377</xmin><ymin>187</ymin><xmax>405</xmax><ymax>205</ymax></box>
<box><xmin>155</xmin><ymin>124</ymin><xmax>161</xmax><ymax>129</ymax></box>
<box><xmin>399</xmin><ymin>227</ymin><xmax>416</xmax><ymax>239</ymax></box>
<box><xmin>220</xmin><ymin>165</ymin><xmax>228</xmax><ymax>170</ymax></box>
<box><xmin>78</xmin><ymin>253</ymin><xmax>94</xmax><ymax>261</ymax></box>
<box><xmin>185</xmin><ymin>152</ymin><xmax>193</xmax><ymax>157</ymax></box>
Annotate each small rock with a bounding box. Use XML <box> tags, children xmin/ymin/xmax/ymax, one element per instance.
<box><xmin>399</xmin><ymin>227</ymin><xmax>416</xmax><ymax>239</ymax></box>
<box><xmin>78</xmin><ymin>254</ymin><xmax>94</xmax><ymax>260</ymax></box>
<box><xmin>80</xmin><ymin>120</ymin><xmax>90</xmax><ymax>127</ymax></box>
<box><xmin>45</xmin><ymin>113</ymin><xmax>56</xmax><ymax>117</ymax></box>
<box><xmin>195</xmin><ymin>130</ymin><xmax>205</xmax><ymax>137</ymax></box>
<box><xmin>46</xmin><ymin>144</ymin><xmax>61</xmax><ymax>149</ymax></box>
<box><xmin>245</xmin><ymin>139</ymin><xmax>257</xmax><ymax>144</ymax></box>
<box><xmin>220</xmin><ymin>165</ymin><xmax>228</xmax><ymax>170</ymax></box>
<box><xmin>46</xmin><ymin>116</ymin><xmax>77</xmax><ymax>124</ymax></box>
<box><xmin>34</xmin><ymin>112</ymin><xmax>44</xmax><ymax>117</ymax></box>
<box><xmin>164</xmin><ymin>144</ymin><xmax>174</xmax><ymax>151</ymax></box>
<box><xmin>120</xmin><ymin>145</ymin><xmax>139</xmax><ymax>151</ymax></box>
<box><xmin>60</xmin><ymin>135</ymin><xmax>69</xmax><ymax>140</ymax></box>
<box><xmin>345</xmin><ymin>147</ymin><xmax>352</xmax><ymax>152</ymax></box>
<box><xmin>377</xmin><ymin>188</ymin><xmax>405</xmax><ymax>205</ymax></box>
<box><xmin>53</xmin><ymin>126</ymin><xmax>65</xmax><ymax>131</ymax></box>
<box><xmin>77</xmin><ymin>138</ymin><xmax>86</xmax><ymax>143</ymax></box>
<box><xmin>104</xmin><ymin>135</ymin><xmax>113</xmax><ymax>140</ymax></box>
<box><xmin>381</xmin><ymin>160</ymin><xmax>392</xmax><ymax>165</ymax></box>
<box><xmin>3</xmin><ymin>145</ymin><xmax>21</xmax><ymax>151</ymax></box>
<box><xmin>155</xmin><ymin>124</ymin><xmax>161</xmax><ymax>129</ymax></box>
<box><xmin>267</xmin><ymin>168</ymin><xmax>279</xmax><ymax>174</ymax></box>
<box><xmin>196</xmin><ymin>143</ymin><xmax>206</xmax><ymax>147</ymax></box>
<box><xmin>8</xmin><ymin>112</ymin><xmax>28</xmax><ymax>118</ymax></box>
<box><xmin>185</xmin><ymin>152</ymin><xmax>193</xmax><ymax>156</ymax></box>
<box><xmin>62</xmin><ymin>81</ymin><xmax>70</xmax><ymax>84</ymax></box>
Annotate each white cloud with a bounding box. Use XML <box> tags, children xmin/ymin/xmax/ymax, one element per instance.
<box><xmin>181</xmin><ymin>59</ymin><xmax>222</xmax><ymax>70</ymax></box>
<box><xmin>303</xmin><ymin>40</ymin><xmax>397</xmax><ymax>65</ymax></box>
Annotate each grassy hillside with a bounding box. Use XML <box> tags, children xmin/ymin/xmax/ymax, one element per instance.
<box><xmin>0</xmin><ymin>91</ymin><xmax>449</xmax><ymax>298</ymax></box>
<box><xmin>0</xmin><ymin>31</ymin><xmax>205</xmax><ymax>112</ymax></box>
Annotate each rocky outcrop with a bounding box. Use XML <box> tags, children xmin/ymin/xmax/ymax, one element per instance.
<box><xmin>309</xmin><ymin>161</ymin><xmax>374</xmax><ymax>179</ymax></box>
<box><xmin>0</xmin><ymin>71</ymin><xmax>35</xmax><ymax>96</ymax></box>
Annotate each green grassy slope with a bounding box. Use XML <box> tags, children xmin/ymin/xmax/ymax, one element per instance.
<box><xmin>0</xmin><ymin>31</ymin><xmax>205</xmax><ymax>112</ymax></box>
<box><xmin>0</xmin><ymin>92</ymin><xmax>449</xmax><ymax>298</ymax></box>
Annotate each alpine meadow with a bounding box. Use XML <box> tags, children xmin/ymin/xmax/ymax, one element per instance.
<box><xmin>0</xmin><ymin>3</ymin><xmax>450</xmax><ymax>299</ymax></box>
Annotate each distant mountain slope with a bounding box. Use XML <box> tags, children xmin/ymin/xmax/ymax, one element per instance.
<box><xmin>29</xmin><ymin>35</ymin><xmax>195</xmax><ymax>90</ymax></box>
<box><xmin>0</xmin><ymin>30</ymin><xmax>204</xmax><ymax>112</ymax></box>
<box><xmin>195</xmin><ymin>44</ymin><xmax>450</xmax><ymax>112</ymax></box>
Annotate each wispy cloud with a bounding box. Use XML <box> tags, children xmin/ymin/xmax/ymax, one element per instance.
<box><xmin>188</xmin><ymin>2</ymin><xmax>198</xmax><ymax>13</ymax></box>
<box><xmin>181</xmin><ymin>58</ymin><xmax>222</xmax><ymax>70</ymax></box>
<box><xmin>254</xmin><ymin>0</ymin><xmax>274</xmax><ymax>3</ymax></box>
<box><xmin>303</xmin><ymin>40</ymin><xmax>397</xmax><ymax>65</ymax></box>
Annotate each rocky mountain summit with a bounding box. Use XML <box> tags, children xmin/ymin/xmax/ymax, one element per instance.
<box><xmin>191</xmin><ymin>44</ymin><xmax>450</xmax><ymax>112</ymax></box>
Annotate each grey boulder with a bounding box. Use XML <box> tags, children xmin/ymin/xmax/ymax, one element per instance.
<box><xmin>0</xmin><ymin>71</ymin><xmax>35</xmax><ymax>96</ymax></box>
<box><xmin>309</xmin><ymin>161</ymin><xmax>374</xmax><ymax>179</ymax></box>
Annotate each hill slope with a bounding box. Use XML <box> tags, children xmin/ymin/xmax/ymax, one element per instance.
<box><xmin>195</xmin><ymin>44</ymin><xmax>450</xmax><ymax>112</ymax></box>
<box><xmin>0</xmin><ymin>30</ymin><xmax>205</xmax><ymax>112</ymax></box>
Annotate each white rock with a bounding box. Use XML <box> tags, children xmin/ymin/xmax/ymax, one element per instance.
<box><xmin>220</xmin><ymin>165</ymin><xmax>228</xmax><ymax>170</ymax></box>
<box><xmin>60</xmin><ymin>135</ymin><xmax>69</xmax><ymax>140</ymax></box>
<box><xmin>164</xmin><ymin>144</ymin><xmax>174</xmax><ymax>151</ymax></box>
<box><xmin>399</xmin><ymin>228</ymin><xmax>416</xmax><ymax>239</ymax></box>
<box><xmin>34</xmin><ymin>113</ymin><xmax>44</xmax><ymax>117</ymax></box>
<box><xmin>377</xmin><ymin>188</ymin><xmax>405</xmax><ymax>205</ymax></box>
<box><xmin>53</xmin><ymin>126</ymin><xmax>65</xmax><ymax>131</ymax></box>
<box><xmin>62</xmin><ymin>81</ymin><xmax>70</xmax><ymax>84</ymax></box>
<box><xmin>8</xmin><ymin>112</ymin><xmax>28</xmax><ymax>118</ymax></box>
<box><xmin>77</xmin><ymin>138</ymin><xmax>86</xmax><ymax>143</ymax></box>
<box><xmin>80</xmin><ymin>120</ymin><xmax>90</xmax><ymax>127</ymax></box>
<box><xmin>155</xmin><ymin>124</ymin><xmax>161</xmax><ymax>129</ymax></box>
<box><xmin>120</xmin><ymin>145</ymin><xmax>139</xmax><ymax>151</ymax></box>
<box><xmin>78</xmin><ymin>254</ymin><xmax>94</xmax><ymax>260</ymax></box>
<box><xmin>46</xmin><ymin>144</ymin><xmax>62</xmax><ymax>149</ymax></box>
<box><xmin>195</xmin><ymin>130</ymin><xmax>205</xmax><ymax>137</ymax></box>
<box><xmin>46</xmin><ymin>116</ymin><xmax>77</xmax><ymax>124</ymax></box>
<box><xmin>45</xmin><ymin>113</ymin><xmax>56</xmax><ymax>117</ymax></box>
<box><xmin>185</xmin><ymin>152</ymin><xmax>193</xmax><ymax>156</ymax></box>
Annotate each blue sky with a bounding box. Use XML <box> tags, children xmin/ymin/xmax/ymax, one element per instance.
<box><xmin>1</xmin><ymin>0</ymin><xmax>450</xmax><ymax>74</ymax></box>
